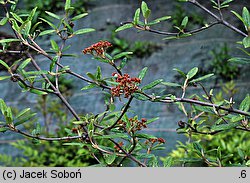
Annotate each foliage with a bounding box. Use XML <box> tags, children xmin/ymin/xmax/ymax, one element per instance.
<box><xmin>0</xmin><ymin>0</ymin><xmax>249</xmax><ymax>167</ymax></box>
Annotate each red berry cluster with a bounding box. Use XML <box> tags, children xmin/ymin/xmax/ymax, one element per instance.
<box><xmin>145</xmin><ymin>137</ymin><xmax>166</xmax><ymax>144</ymax></box>
<box><xmin>82</xmin><ymin>41</ymin><xmax>112</xmax><ymax>58</ymax></box>
<box><xmin>111</xmin><ymin>73</ymin><xmax>141</xmax><ymax>98</ymax></box>
<box><xmin>117</xmin><ymin>117</ymin><xmax>147</xmax><ymax>132</ymax></box>
<box><xmin>114</xmin><ymin>141</ymin><xmax>124</xmax><ymax>152</ymax></box>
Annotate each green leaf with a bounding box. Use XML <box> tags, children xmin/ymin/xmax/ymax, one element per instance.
<box><xmin>94</xmin><ymin>133</ymin><xmax>128</xmax><ymax>139</ymax></box>
<box><xmin>65</xmin><ymin>0</ymin><xmax>71</xmax><ymax>11</ymax></box>
<box><xmin>161</xmin><ymin>82</ymin><xmax>182</xmax><ymax>87</ymax></box>
<box><xmin>0</xmin><ymin>39</ymin><xmax>20</xmax><ymax>44</ymax></box>
<box><xmin>142</xmin><ymin>79</ymin><xmax>163</xmax><ymax>90</ymax></box>
<box><xmin>0</xmin><ymin>98</ymin><xmax>7</xmax><ymax>115</ymax></box>
<box><xmin>0</xmin><ymin>59</ymin><xmax>10</xmax><ymax>70</ymax></box>
<box><xmin>181</xmin><ymin>16</ymin><xmax>189</xmax><ymax>28</ymax></box>
<box><xmin>221</xmin><ymin>0</ymin><xmax>233</xmax><ymax>6</ymax></box>
<box><xmin>189</xmin><ymin>73</ymin><xmax>214</xmax><ymax>83</ymax></box>
<box><xmin>39</xmin><ymin>29</ymin><xmax>56</xmax><ymax>36</ymax></box>
<box><xmin>0</xmin><ymin>17</ymin><xmax>8</xmax><ymax>26</ymax></box>
<box><xmin>135</xmin><ymin>133</ymin><xmax>157</xmax><ymax>139</ymax></box>
<box><xmin>231</xmin><ymin>10</ymin><xmax>244</xmax><ymax>24</ymax></box>
<box><xmin>133</xmin><ymin>8</ymin><xmax>140</xmax><ymax>25</ymax></box>
<box><xmin>228</xmin><ymin>57</ymin><xmax>250</xmax><ymax>64</ymax></box>
<box><xmin>39</xmin><ymin>18</ymin><xmax>57</xmax><ymax>29</ymax></box>
<box><xmin>193</xmin><ymin>142</ymin><xmax>203</xmax><ymax>155</ymax></box>
<box><xmin>132</xmin><ymin>93</ymin><xmax>149</xmax><ymax>101</ymax></box>
<box><xmin>88</xmin><ymin>119</ymin><xmax>94</xmax><ymax>138</ymax></box>
<box><xmin>19</xmin><ymin>58</ymin><xmax>31</xmax><ymax>70</ymax></box>
<box><xmin>0</xmin><ymin>76</ymin><xmax>11</xmax><ymax>81</ymax></box>
<box><xmin>0</xmin><ymin>127</ymin><xmax>8</xmax><ymax>133</ymax></box>
<box><xmin>96</xmin><ymin>66</ymin><xmax>102</xmax><ymax>80</ymax></box>
<box><xmin>146</xmin><ymin>117</ymin><xmax>159</xmax><ymax>125</ymax></box>
<box><xmin>15</xmin><ymin>108</ymin><xmax>31</xmax><ymax>119</ymax></box>
<box><xmin>163</xmin><ymin>157</ymin><xmax>173</xmax><ymax>167</ymax></box>
<box><xmin>113</xmin><ymin>52</ymin><xmax>133</xmax><ymax>60</ymax></box>
<box><xmin>45</xmin><ymin>11</ymin><xmax>60</xmax><ymax>20</ymax></box>
<box><xmin>5</xmin><ymin>107</ymin><xmax>13</xmax><ymax>124</ymax></box>
<box><xmin>187</xmin><ymin>67</ymin><xmax>198</xmax><ymax>80</ymax></box>
<box><xmin>28</xmin><ymin>7</ymin><xmax>37</xmax><ymax>21</ymax></box>
<box><xmin>63</xmin><ymin>143</ymin><xmax>84</xmax><ymax>147</ymax></box>
<box><xmin>81</xmin><ymin>83</ymin><xmax>96</xmax><ymax>90</ymax></box>
<box><xmin>30</xmin><ymin>89</ymin><xmax>48</xmax><ymax>95</ymax></box>
<box><xmin>242</xmin><ymin>36</ymin><xmax>250</xmax><ymax>48</ymax></box>
<box><xmin>119</xmin><ymin>57</ymin><xmax>128</xmax><ymax>69</ymax></box>
<box><xmin>104</xmin><ymin>153</ymin><xmax>116</xmax><ymax>165</ymax></box>
<box><xmin>173</xmin><ymin>68</ymin><xmax>186</xmax><ymax>78</ymax></box>
<box><xmin>71</xmin><ymin>13</ymin><xmax>88</xmax><ymax>21</ymax></box>
<box><xmin>86</xmin><ymin>72</ymin><xmax>96</xmax><ymax>80</ymax></box>
<box><xmin>14</xmin><ymin>112</ymin><xmax>36</xmax><ymax>126</ymax></box>
<box><xmin>115</xmin><ymin>23</ymin><xmax>133</xmax><ymax>32</ymax></box>
<box><xmin>50</xmin><ymin>40</ymin><xmax>59</xmax><ymax>52</ymax></box>
<box><xmin>10</xmin><ymin>12</ymin><xmax>23</xmax><ymax>23</ymax></box>
<box><xmin>141</xmin><ymin>1</ymin><xmax>150</xmax><ymax>19</ymax></box>
<box><xmin>239</xmin><ymin>94</ymin><xmax>250</xmax><ymax>112</ymax></box>
<box><xmin>242</xmin><ymin>7</ymin><xmax>250</xmax><ymax>27</ymax></box>
<box><xmin>147</xmin><ymin>16</ymin><xmax>171</xmax><ymax>25</ymax></box>
<box><xmin>138</xmin><ymin>67</ymin><xmax>148</xmax><ymax>80</ymax></box>
<box><xmin>211</xmin><ymin>122</ymin><xmax>239</xmax><ymax>131</ymax></box>
<box><xmin>73</xmin><ymin>28</ymin><xmax>95</xmax><ymax>35</ymax></box>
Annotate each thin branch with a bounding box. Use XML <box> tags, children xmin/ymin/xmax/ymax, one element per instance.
<box><xmin>106</xmin><ymin>96</ymin><xmax>133</xmax><ymax>130</ymax></box>
<box><xmin>187</xmin><ymin>0</ymin><xmax>247</xmax><ymax>37</ymax></box>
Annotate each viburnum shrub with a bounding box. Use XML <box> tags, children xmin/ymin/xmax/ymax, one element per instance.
<box><xmin>0</xmin><ymin>0</ymin><xmax>249</xmax><ymax>167</ymax></box>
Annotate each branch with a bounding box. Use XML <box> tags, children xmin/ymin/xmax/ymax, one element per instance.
<box><xmin>187</xmin><ymin>0</ymin><xmax>247</xmax><ymax>37</ymax></box>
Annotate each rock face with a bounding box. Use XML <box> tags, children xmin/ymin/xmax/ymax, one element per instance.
<box><xmin>0</xmin><ymin>0</ymin><xmax>249</xmax><ymax>159</ymax></box>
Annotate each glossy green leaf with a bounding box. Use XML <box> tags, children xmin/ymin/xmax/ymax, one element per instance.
<box><xmin>141</xmin><ymin>1</ymin><xmax>150</xmax><ymax>19</ymax></box>
<box><xmin>231</xmin><ymin>10</ymin><xmax>244</xmax><ymax>25</ymax></box>
<box><xmin>242</xmin><ymin>36</ymin><xmax>250</xmax><ymax>48</ymax></box>
<box><xmin>211</xmin><ymin>122</ymin><xmax>239</xmax><ymax>131</ymax></box>
<box><xmin>138</xmin><ymin>67</ymin><xmax>148</xmax><ymax>80</ymax></box>
<box><xmin>228</xmin><ymin>57</ymin><xmax>250</xmax><ymax>64</ymax></box>
<box><xmin>39</xmin><ymin>29</ymin><xmax>56</xmax><ymax>36</ymax></box>
<box><xmin>0</xmin><ymin>76</ymin><xmax>10</xmax><ymax>81</ymax></box>
<box><xmin>193</xmin><ymin>142</ymin><xmax>203</xmax><ymax>156</ymax></box>
<box><xmin>28</xmin><ymin>7</ymin><xmax>37</xmax><ymax>21</ymax></box>
<box><xmin>39</xmin><ymin>18</ymin><xmax>57</xmax><ymax>29</ymax></box>
<box><xmin>161</xmin><ymin>82</ymin><xmax>182</xmax><ymax>87</ymax></box>
<box><xmin>115</xmin><ymin>23</ymin><xmax>133</xmax><ymax>32</ymax></box>
<box><xmin>0</xmin><ymin>39</ymin><xmax>20</xmax><ymax>44</ymax></box>
<box><xmin>65</xmin><ymin>0</ymin><xmax>71</xmax><ymax>11</ymax></box>
<box><xmin>45</xmin><ymin>11</ymin><xmax>60</xmax><ymax>19</ymax></box>
<box><xmin>71</xmin><ymin>13</ymin><xmax>88</xmax><ymax>21</ymax></box>
<box><xmin>135</xmin><ymin>133</ymin><xmax>157</xmax><ymax>139</ymax></box>
<box><xmin>0</xmin><ymin>59</ymin><xmax>10</xmax><ymax>70</ymax></box>
<box><xmin>63</xmin><ymin>143</ymin><xmax>84</xmax><ymax>147</ymax></box>
<box><xmin>30</xmin><ymin>89</ymin><xmax>48</xmax><ymax>95</ymax></box>
<box><xmin>189</xmin><ymin>73</ymin><xmax>214</xmax><ymax>83</ymax></box>
<box><xmin>10</xmin><ymin>12</ymin><xmax>23</xmax><ymax>23</ymax></box>
<box><xmin>147</xmin><ymin>16</ymin><xmax>171</xmax><ymax>25</ymax></box>
<box><xmin>163</xmin><ymin>157</ymin><xmax>173</xmax><ymax>167</ymax></box>
<box><xmin>113</xmin><ymin>52</ymin><xmax>133</xmax><ymax>60</ymax></box>
<box><xmin>142</xmin><ymin>79</ymin><xmax>163</xmax><ymax>90</ymax></box>
<box><xmin>242</xmin><ymin>7</ymin><xmax>250</xmax><ymax>27</ymax></box>
<box><xmin>0</xmin><ymin>127</ymin><xmax>8</xmax><ymax>133</ymax></box>
<box><xmin>173</xmin><ymin>68</ymin><xmax>186</xmax><ymax>78</ymax></box>
<box><xmin>96</xmin><ymin>66</ymin><xmax>102</xmax><ymax>80</ymax></box>
<box><xmin>132</xmin><ymin>93</ymin><xmax>148</xmax><ymax>101</ymax></box>
<box><xmin>181</xmin><ymin>16</ymin><xmax>189</xmax><ymax>28</ymax></box>
<box><xmin>86</xmin><ymin>72</ymin><xmax>96</xmax><ymax>80</ymax></box>
<box><xmin>50</xmin><ymin>40</ymin><xmax>59</xmax><ymax>52</ymax></box>
<box><xmin>81</xmin><ymin>83</ymin><xmax>96</xmax><ymax>90</ymax></box>
<box><xmin>133</xmin><ymin>8</ymin><xmax>140</xmax><ymax>25</ymax></box>
<box><xmin>104</xmin><ymin>153</ymin><xmax>116</xmax><ymax>165</ymax></box>
<box><xmin>94</xmin><ymin>133</ymin><xmax>128</xmax><ymax>139</ymax></box>
<box><xmin>14</xmin><ymin>112</ymin><xmax>36</xmax><ymax>126</ymax></box>
<box><xmin>15</xmin><ymin>108</ymin><xmax>31</xmax><ymax>119</ymax></box>
<box><xmin>73</xmin><ymin>28</ymin><xmax>95</xmax><ymax>35</ymax></box>
<box><xmin>0</xmin><ymin>17</ymin><xmax>8</xmax><ymax>26</ymax></box>
<box><xmin>187</xmin><ymin>67</ymin><xmax>198</xmax><ymax>80</ymax></box>
<box><xmin>146</xmin><ymin>117</ymin><xmax>159</xmax><ymax>125</ymax></box>
<box><xmin>239</xmin><ymin>94</ymin><xmax>250</xmax><ymax>112</ymax></box>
